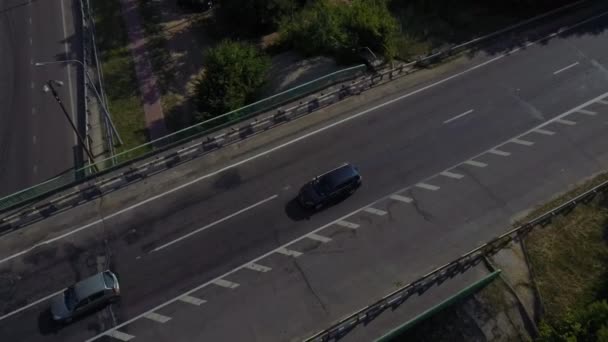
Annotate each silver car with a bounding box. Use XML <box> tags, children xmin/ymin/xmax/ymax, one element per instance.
<box><xmin>50</xmin><ymin>270</ymin><xmax>120</xmax><ymax>323</ymax></box>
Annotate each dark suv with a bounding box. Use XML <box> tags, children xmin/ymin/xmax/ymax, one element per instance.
<box><xmin>298</xmin><ymin>163</ymin><xmax>362</xmax><ymax>209</ymax></box>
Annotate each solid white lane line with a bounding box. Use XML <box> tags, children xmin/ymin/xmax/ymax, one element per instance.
<box><xmin>144</xmin><ymin>312</ymin><xmax>171</xmax><ymax>323</ymax></box>
<box><xmin>597</xmin><ymin>99</ymin><xmax>608</xmax><ymax>105</ymax></box>
<box><xmin>440</xmin><ymin>171</ymin><xmax>464</xmax><ymax>179</ymax></box>
<box><xmin>82</xmin><ymin>90</ymin><xmax>608</xmax><ymax>342</ymax></box>
<box><xmin>511</xmin><ymin>138</ymin><xmax>534</xmax><ymax>146</ymax></box>
<box><xmin>11</xmin><ymin>11</ymin><xmax>608</xmax><ymax>273</ymax></box>
<box><xmin>553</xmin><ymin>61</ymin><xmax>579</xmax><ymax>75</ymax></box>
<box><xmin>443</xmin><ymin>109</ymin><xmax>474</xmax><ymax>124</ymax></box>
<box><xmin>106</xmin><ymin>330</ymin><xmax>135</xmax><ymax>341</ymax></box>
<box><xmin>415</xmin><ymin>183</ymin><xmax>440</xmax><ymax>191</ymax></box>
<box><xmin>178</xmin><ymin>295</ymin><xmax>206</xmax><ymax>306</ymax></box>
<box><xmin>463</xmin><ymin>160</ymin><xmax>488</xmax><ymax>168</ymax></box>
<box><xmin>488</xmin><ymin>149</ymin><xmax>511</xmax><ymax>156</ymax></box>
<box><xmin>577</xmin><ymin>109</ymin><xmax>597</xmax><ymax>115</ymax></box>
<box><xmin>335</xmin><ymin>220</ymin><xmax>360</xmax><ymax>229</ymax></box>
<box><xmin>212</xmin><ymin>279</ymin><xmax>239</xmax><ymax>289</ymax></box>
<box><xmin>363</xmin><ymin>207</ymin><xmax>388</xmax><ymax>216</ymax></box>
<box><xmin>307</xmin><ymin>233</ymin><xmax>332</xmax><ymax>243</ymax></box>
<box><xmin>0</xmin><ymin>289</ymin><xmax>64</xmax><ymax>321</ymax></box>
<box><xmin>151</xmin><ymin>195</ymin><xmax>277</xmax><ymax>252</ymax></box>
<box><xmin>555</xmin><ymin>118</ymin><xmax>577</xmax><ymax>125</ymax></box>
<box><xmin>533</xmin><ymin>128</ymin><xmax>556</xmax><ymax>135</ymax></box>
<box><xmin>276</xmin><ymin>248</ymin><xmax>302</xmax><ymax>257</ymax></box>
<box><xmin>245</xmin><ymin>263</ymin><xmax>272</xmax><ymax>272</ymax></box>
<box><xmin>390</xmin><ymin>194</ymin><xmax>413</xmax><ymax>203</ymax></box>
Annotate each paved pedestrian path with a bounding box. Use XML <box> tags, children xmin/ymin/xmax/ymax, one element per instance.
<box><xmin>119</xmin><ymin>0</ymin><xmax>167</xmax><ymax>140</ymax></box>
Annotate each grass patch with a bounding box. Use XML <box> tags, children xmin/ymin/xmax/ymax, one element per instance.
<box><xmin>92</xmin><ymin>0</ymin><xmax>148</xmax><ymax>158</ymax></box>
<box><xmin>526</xmin><ymin>200</ymin><xmax>608</xmax><ymax>323</ymax></box>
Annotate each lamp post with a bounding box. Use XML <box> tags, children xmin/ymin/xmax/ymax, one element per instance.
<box><xmin>35</xmin><ymin>60</ymin><xmax>123</xmax><ymax>146</ymax></box>
<box><xmin>42</xmin><ymin>80</ymin><xmax>97</xmax><ymax>168</ymax></box>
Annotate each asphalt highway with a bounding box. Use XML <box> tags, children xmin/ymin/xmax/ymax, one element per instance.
<box><xmin>0</xmin><ymin>0</ymin><xmax>81</xmax><ymax>198</ymax></box>
<box><xmin>1</xmin><ymin>5</ymin><xmax>608</xmax><ymax>342</ymax></box>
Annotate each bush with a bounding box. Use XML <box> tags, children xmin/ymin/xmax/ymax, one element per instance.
<box><xmin>194</xmin><ymin>40</ymin><xmax>270</xmax><ymax>123</ymax></box>
<box><xmin>538</xmin><ymin>300</ymin><xmax>608</xmax><ymax>342</ymax></box>
<box><xmin>217</xmin><ymin>0</ymin><xmax>305</xmax><ymax>35</ymax></box>
<box><xmin>279</xmin><ymin>0</ymin><xmax>400</xmax><ymax>60</ymax></box>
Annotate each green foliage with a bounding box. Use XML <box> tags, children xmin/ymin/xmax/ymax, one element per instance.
<box><xmin>279</xmin><ymin>0</ymin><xmax>400</xmax><ymax>60</ymax></box>
<box><xmin>194</xmin><ymin>40</ymin><xmax>270</xmax><ymax>123</ymax></box>
<box><xmin>217</xmin><ymin>0</ymin><xmax>305</xmax><ymax>35</ymax></box>
<box><xmin>537</xmin><ymin>300</ymin><xmax>608</xmax><ymax>342</ymax></box>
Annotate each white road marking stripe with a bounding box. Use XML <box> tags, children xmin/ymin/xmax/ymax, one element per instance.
<box><xmin>463</xmin><ymin>160</ymin><xmax>487</xmax><ymax>168</ymax></box>
<box><xmin>488</xmin><ymin>149</ymin><xmax>511</xmax><ymax>156</ymax></box>
<box><xmin>511</xmin><ymin>138</ymin><xmax>534</xmax><ymax>146</ymax></box>
<box><xmin>178</xmin><ymin>295</ymin><xmax>206</xmax><ymax>306</ymax></box>
<box><xmin>152</xmin><ymin>195</ymin><xmax>277</xmax><ymax>252</ymax></box>
<box><xmin>307</xmin><ymin>233</ymin><xmax>332</xmax><ymax>243</ymax></box>
<box><xmin>553</xmin><ymin>61</ymin><xmax>579</xmax><ymax>75</ymax></box>
<box><xmin>556</xmin><ymin>118</ymin><xmax>577</xmax><ymax>125</ymax></box>
<box><xmin>443</xmin><ymin>109</ymin><xmax>474</xmax><ymax>124</ymax></box>
<box><xmin>32</xmin><ymin>136</ymin><xmax>37</xmax><ymax>144</ymax></box>
<box><xmin>276</xmin><ymin>248</ymin><xmax>302</xmax><ymax>257</ymax></box>
<box><xmin>576</xmin><ymin>109</ymin><xmax>597</xmax><ymax>115</ymax></box>
<box><xmin>533</xmin><ymin>128</ymin><xmax>555</xmax><ymax>135</ymax></box>
<box><xmin>212</xmin><ymin>279</ymin><xmax>239</xmax><ymax>289</ymax></box>
<box><xmin>105</xmin><ymin>330</ymin><xmax>135</xmax><ymax>341</ymax></box>
<box><xmin>363</xmin><ymin>207</ymin><xmax>388</xmax><ymax>216</ymax></box>
<box><xmin>144</xmin><ymin>312</ymin><xmax>171</xmax><ymax>323</ymax></box>
<box><xmin>415</xmin><ymin>183</ymin><xmax>440</xmax><ymax>191</ymax></box>
<box><xmin>335</xmin><ymin>220</ymin><xmax>360</xmax><ymax>229</ymax></box>
<box><xmin>440</xmin><ymin>171</ymin><xmax>464</xmax><ymax>179</ymax></box>
<box><xmin>0</xmin><ymin>289</ymin><xmax>65</xmax><ymax>321</ymax></box>
<box><xmin>8</xmin><ymin>11</ymin><xmax>608</xmax><ymax>274</ymax></box>
<box><xmin>597</xmin><ymin>99</ymin><xmax>608</xmax><ymax>105</ymax></box>
<box><xmin>245</xmin><ymin>263</ymin><xmax>272</xmax><ymax>272</ymax></box>
<box><xmin>390</xmin><ymin>194</ymin><xmax>413</xmax><ymax>203</ymax></box>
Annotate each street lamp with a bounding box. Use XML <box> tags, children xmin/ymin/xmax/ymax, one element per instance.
<box><xmin>35</xmin><ymin>60</ymin><xmax>123</xmax><ymax>146</ymax></box>
<box><xmin>42</xmin><ymin>79</ymin><xmax>97</xmax><ymax>168</ymax></box>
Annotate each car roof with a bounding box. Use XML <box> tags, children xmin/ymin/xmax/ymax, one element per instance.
<box><xmin>319</xmin><ymin>164</ymin><xmax>359</xmax><ymax>188</ymax></box>
<box><xmin>73</xmin><ymin>272</ymin><xmax>111</xmax><ymax>300</ymax></box>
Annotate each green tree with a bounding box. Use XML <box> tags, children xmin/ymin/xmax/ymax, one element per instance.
<box><xmin>279</xmin><ymin>0</ymin><xmax>400</xmax><ymax>60</ymax></box>
<box><xmin>194</xmin><ymin>40</ymin><xmax>270</xmax><ymax>123</ymax></box>
<box><xmin>217</xmin><ymin>0</ymin><xmax>305</xmax><ymax>35</ymax></box>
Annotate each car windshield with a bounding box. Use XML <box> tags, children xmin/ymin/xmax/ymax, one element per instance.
<box><xmin>64</xmin><ymin>287</ymin><xmax>78</xmax><ymax>310</ymax></box>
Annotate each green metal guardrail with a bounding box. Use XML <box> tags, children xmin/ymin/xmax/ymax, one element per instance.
<box><xmin>0</xmin><ymin>64</ymin><xmax>367</xmax><ymax>212</ymax></box>
<box><xmin>375</xmin><ymin>270</ymin><xmax>502</xmax><ymax>342</ymax></box>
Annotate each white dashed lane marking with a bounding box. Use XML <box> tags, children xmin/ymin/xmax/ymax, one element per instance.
<box><xmin>307</xmin><ymin>233</ymin><xmax>332</xmax><ymax>243</ymax></box>
<box><xmin>178</xmin><ymin>295</ymin><xmax>206</xmax><ymax>306</ymax></box>
<box><xmin>443</xmin><ymin>109</ymin><xmax>474</xmax><ymax>124</ymax></box>
<box><xmin>553</xmin><ymin>61</ymin><xmax>579</xmax><ymax>75</ymax></box>
<box><xmin>245</xmin><ymin>263</ymin><xmax>272</xmax><ymax>272</ymax></box>
<box><xmin>212</xmin><ymin>279</ymin><xmax>239</xmax><ymax>289</ymax></box>
<box><xmin>440</xmin><ymin>171</ymin><xmax>464</xmax><ymax>179</ymax></box>
<box><xmin>533</xmin><ymin>128</ymin><xmax>556</xmax><ymax>135</ymax></box>
<box><xmin>488</xmin><ymin>149</ymin><xmax>511</xmax><ymax>156</ymax></box>
<box><xmin>598</xmin><ymin>99</ymin><xmax>608</xmax><ymax>105</ymax></box>
<box><xmin>576</xmin><ymin>109</ymin><xmax>597</xmax><ymax>116</ymax></box>
<box><xmin>556</xmin><ymin>118</ymin><xmax>577</xmax><ymax>125</ymax></box>
<box><xmin>144</xmin><ymin>312</ymin><xmax>171</xmax><ymax>323</ymax></box>
<box><xmin>335</xmin><ymin>220</ymin><xmax>360</xmax><ymax>229</ymax></box>
<box><xmin>276</xmin><ymin>248</ymin><xmax>302</xmax><ymax>257</ymax></box>
<box><xmin>106</xmin><ymin>330</ymin><xmax>135</xmax><ymax>341</ymax></box>
<box><xmin>511</xmin><ymin>138</ymin><xmax>534</xmax><ymax>146</ymax></box>
<box><xmin>390</xmin><ymin>194</ymin><xmax>413</xmax><ymax>203</ymax></box>
<box><xmin>463</xmin><ymin>160</ymin><xmax>488</xmax><ymax>168</ymax></box>
<box><xmin>415</xmin><ymin>183</ymin><xmax>440</xmax><ymax>191</ymax></box>
<box><xmin>363</xmin><ymin>207</ymin><xmax>388</xmax><ymax>216</ymax></box>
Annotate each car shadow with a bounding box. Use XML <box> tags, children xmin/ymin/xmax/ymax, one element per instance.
<box><xmin>38</xmin><ymin>309</ymin><xmax>60</xmax><ymax>335</ymax></box>
<box><xmin>284</xmin><ymin>198</ymin><xmax>314</xmax><ymax>221</ymax></box>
